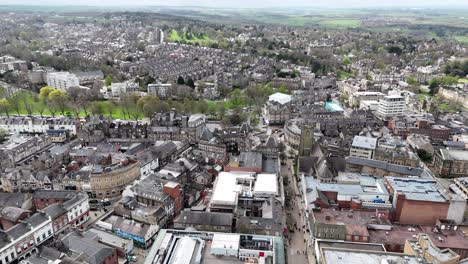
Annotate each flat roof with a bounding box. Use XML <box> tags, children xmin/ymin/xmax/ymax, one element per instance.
<box><xmin>211</xmin><ymin>233</ymin><xmax>240</xmax><ymax>251</ymax></box>
<box><xmin>321</xmin><ymin>248</ymin><xmax>424</xmax><ymax>264</ymax></box>
<box><xmin>253</xmin><ymin>174</ymin><xmax>278</xmax><ymax>196</ymax></box>
<box><xmin>211</xmin><ymin>172</ymin><xmax>254</xmax><ymax>206</ymax></box>
<box><xmin>268</xmin><ymin>92</ymin><xmax>292</xmax><ymax>105</ymax></box>
<box><xmin>352</xmin><ymin>136</ymin><xmax>377</xmax><ymax>150</ymax></box>
<box><xmin>440</xmin><ymin>149</ymin><xmax>468</xmax><ymax>161</ymax></box>
<box><xmin>385</xmin><ymin>177</ymin><xmax>448</xmax><ymax>202</ymax></box>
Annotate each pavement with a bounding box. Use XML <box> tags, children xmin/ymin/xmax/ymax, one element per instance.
<box><xmin>281</xmin><ymin>160</ymin><xmax>313</xmax><ymax>264</ymax></box>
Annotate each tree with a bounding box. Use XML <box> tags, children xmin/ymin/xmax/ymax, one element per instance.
<box><xmin>186</xmin><ymin>78</ymin><xmax>195</xmax><ymax>89</ymax></box>
<box><xmin>121</xmin><ymin>93</ymin><xmax>141</xmax><ymax>120</ymax></box>
<box><xmin>0</xmin><ymin>129</ymin><xmax>8</xmax><ymax>143</ymax></box>
<box><xmin>105</xmin><ymin>75</ymin><xmax>113</xmax><ymax>86</ymax></box>
<box><xmin>137</xmin><ymin>96</ymin><xmax>159</xmax><ymax>118</ymax></box>
<box><xmin>0</xmin><ymin>99</ymin><xmax>11</xmax><ymax>116</ymax></box>
<box><xmin>417</xmin><ymin>149</ymin><xmax>432</xmax><ymax>162</ymax></box>
<box><xmin>177</xmin><ymin>76</ymin><xmax>185</xmax><ymax>85</ymax></box>
<box><xmin>48</xmin><ymin>89</ymin><xmax>69</xmax><ymax>116</ymax></box>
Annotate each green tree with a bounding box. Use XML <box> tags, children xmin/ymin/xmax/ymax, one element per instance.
<box><xmin>177</xmin><ymin>76</ymin><xmax>185</xmax><ymax>85</ymax></box>
<box><xmin>48</xmin><ymin>89</ymin><xmax>69</xmax><ymax>115</ymax></box>
<box><xmin>105</xmin><ymin>75</ymin><xmax>113</xmax><ymax>86</ymax></box>
<box><xmin>0</xmin><ymin>99</ymin><xmax>11</xmax><ymax>116</ymax></box>
<box><xmin>186</xmin><ymin>78</ymin><xmax>195</xmax><ymax>89</ymax></box>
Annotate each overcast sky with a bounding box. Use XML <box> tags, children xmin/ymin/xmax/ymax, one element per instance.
<box><xmin>3</xmin><ymin>0</ymin><xmax>468</xmax><ymax>8</ymax></box>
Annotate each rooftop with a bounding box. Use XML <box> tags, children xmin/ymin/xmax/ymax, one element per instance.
<box><xmin>268</xmin><ymin>92</ymin><xmax>292</xmax><ymax>105</ymax></box>
<box><xmin>321</xmin><ymin>248</ymin><xmax>425</xmax><ymax>264</ymax></box>
<box><xmin>385</xmin><ymin>177</ymin><xmax>448</xmax><ymax>202</ymax></box>
<box><xmin>351</xmin><ymin>136</ymin><xmax>378</xmax><ymax>150</ymax></box>
<box><xmin>439</xmin><ymin>149</ymin><xmax>468</xmax><ymax>161</ymax></box>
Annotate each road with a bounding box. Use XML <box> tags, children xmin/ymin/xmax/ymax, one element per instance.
<box><xmin>281</xmin><ymin>160</ymin><xmax>310</xmax><ymax>264</ymax></box>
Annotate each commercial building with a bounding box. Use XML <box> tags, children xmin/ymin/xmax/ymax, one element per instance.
<box><xmin>348</xmin><ymin>91</ymin><xmax>384</xmax><ymax>107</ymax></box>
<box><xmin>349</xmin><ymin>136</ymin><xmax>377</xmax><ymax>159</ymax></box>
<box><xmin>144</xmin><ymin>229</ymin><xmax>285</xmax><ymax>264</ymax></box>
<box><xmin>90</xmin><ymin>158</ymin><xmax>140</xmax><ymax>199</ymax></box>
<box><xmin>173</xmin><ymin>211</ymin><xmax>233</xmax><ymax>233</ymax></box>
<box><xmin>449</xmin><ymin>177</ymin><xmax>468</xmax><ymax>200</ymax></box>
<box><xmin>209</xmin><ymin>172</ymin><xmax>279</xmax><ymax>213</ymax></box>
<box><xmin>345</xmin><ymin>156</ymin><xmax>423</xmax><ymax>177</ymax></box>
<box><xmin>404</xmin><ymin>233</ymin><xmax>460</xmax><ymax>264</ymax></box>
<box><xmin>384</xmin><ymin>177</ymin><xmax>466</xmax><ymax>225</ymax></box>
<box><xmin>46</xmin><ymin>72</ymin><xmax>80</xmax><ymax>90</ymax></box>
<box><xmin>433</xmin><ymin>149</ymin><xmax>468</xmax><ymax>178</ymax></box>
<box><xmin>376</xmin><ymin>95</ymin><xmax>406</xmax><ymax>120</ymax></box>
<box><xmin>0</xmin><ymin>212</ymin><xmax>54</xmax><ymax>263</ymax></box>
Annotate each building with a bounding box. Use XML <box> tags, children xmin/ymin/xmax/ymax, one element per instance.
<box><xmin>90</xmin><ymin>158</ymin><xmax>141</xmax><ymax>199</ymax></box>
<box><xmin>304</xmin><ymin>176</ymin><xmax>391</xmax><ymax>211</ymax></box>
<box><xmin>384</xmin><ymin>177</ymin><xmax>466</xmax><ymax>225</ymax></box>
<box><xmin>348</xmin><ymin>91</ymin><xmax>385</xmax><ymax>107</ymax></box>
<box><xmin>110</xmin><ymin>81</ymin><xmax>139</xmax><ymax>97</ymax></box>
<box><xmin>433</xmin><ymin>149</ymin><xmax>468</xmax><ymax>178</ymax></box>
<box><xmin>376</xmin><ymin>95</ymin><xmax>406</xmax><ymax>120</ymax></box>
<box><xmin>46</xmin><ymin>72</ymin><xmax>80</xmax><ymax>90</ymax></box>
<box><xmin>59</xmin><ymin>232</ymin><xmax>118</xmax><ymax>264</ymax></box>
<box><xmin>131</xmin><ymin>175</ymin><xmax>183</xmax><ymax>221</ymax></box>
<box><xmin>345</xmin><ymin>156</ymin><xmax>423</xmax><ymax>177</ymax></box>
<box><xmin>34</xmin><ymin>190</ymin><xmax>90</xmax><ymax>229</ymax></box>
<box><xmin>449</xmin><ymin>177</ymin><xmax>468</xmax><ymax>200</ymax></box>
<box><xmin>209</xmin><ymin>172</ymin><xmax>279</xmax><ymax>214</ymax></box>
<box><xmin>404</xmin><ymin>233</ymin><xmax>460</xmax><ymax>264</ymax></box>
<box><xmin>349</xmin><ymin>136</ymin><xmax>377</xmax><ymax>159</ymax></box>
<box><xmin>311</xmin><ymin>208</ymin><xmax>392</xmax><ymax>243</ymax></box>
<box><xmin>144</xmin><ymin>229</ymin><xmax>285</xmax><ymax>264</ymax></box>
<box><xmin>148</xmin><ymin>83</ymin><xmax>172</xmax><ymax>99</ymax></box>
<box><xmin>224</xmin><ymin>152</ymin><xmax>263</xmax><ymax>173</ymax></box>
<box><xmin>265</xmin><ymin>92</ymin><xmax>292</xmax><ymax>125</ymax></box>
<box><xmin>85</xmin><ymin>228</ymin><xmax>134</xmax><ymax>258</ymax></box>
<box><xmin>100</xmin><ymin>215</ymin><xmax>159</xmax><ymax>249</ymax></box>
<box><xmin>319</xmin><ymin>247</ymin><xmax>428</xmax><ymax>264</ymax></box>
<box><xmin>173</xmin><ymin>211</ymin><xmax>233</xmax><ymax>232</ymax></box>
<box><xmin>0</xmin><ymin>116</ymin><xmax>77</xmax><ymax>135</ymax></box>
<box><xmin>0</xmin><ymin>212</ymin><xmax>54</xmax><ymax>263</ymax></box>
<box><xmin>0</xmin><ymin>134</ymin><xmax>52</xmax><ymax>169</ymax></box>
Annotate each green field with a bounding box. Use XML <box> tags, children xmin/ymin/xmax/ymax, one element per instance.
<box><xmin>2</xmin><ymin>92</ymin><xmax>143</xmax><ymax>119</ymax></box>
<box><xmin>167</xmin><ymin>29</ymin><xmax>215</xmax><ymax>46</ymax></box>
<box><xmin>319</xmin><ymin>19</ymin><xmax>362</xmax><ymax>28</ymax></box>
<box><xmin>454</xmin><ymin>36</ymin><xmax>468</xmax><ymax>43</ymax></box>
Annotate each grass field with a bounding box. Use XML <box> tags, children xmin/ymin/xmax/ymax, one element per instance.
<box><xmin>5</xmin><ymin>92</ymin><xmax>143</xmax><ymax>119</ymax></box>
<box><xmin>454</xmin><ymin>36</ymin><xmax>468</xmax><ymax>43</ymax></box>
<box><xmin>167</xmin><ymin>29</ymin><xmax>215</xmax><ymax>46</ymax></box>
<box><xmin>319</xmin><ymin>19</ymin><xmax>361</xmax><ymax>28</ymax></box>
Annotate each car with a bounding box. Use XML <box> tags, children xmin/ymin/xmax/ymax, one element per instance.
<box><xmin>129</xmin><ymin>256</ymin><xmax>138</xmax><ymax>262</ymax></box>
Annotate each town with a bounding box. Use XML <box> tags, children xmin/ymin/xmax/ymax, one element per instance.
<box><xmin>0</xmin><ymin>2</ymin><xmax>467</xmax><ymax>264</ymax></box>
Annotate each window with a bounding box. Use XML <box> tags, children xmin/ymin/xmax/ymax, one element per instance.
<box><xmin>23</xmin><ymin>243</ymin><xmax>27</xmax><ymax>249</ymax></box>
<box><xmin>42</xmin><ymin>233</ymin><xmax>46</xmax><ymax>240</ymax></box>
<box><xmin>48</xmin><ymin>230</ymin><xmax>52</xmax><ymax>236</ymax></box>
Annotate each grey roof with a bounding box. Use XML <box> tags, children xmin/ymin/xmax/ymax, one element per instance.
<box><xmin>346</xmin><ymin>156</ymin><xmax>423</xmax><ymax>176</ymax></box>
<box><xmin>352</xmin><ymin>136</ymin><xmax>377</xmax><ymax>150</ymax></box>
<box><xmin>43</xmin><ymin>204</ymin><xmax>67</xmax><ymax>219</ymax></box>
<box><xmin>24</xmin><ymin>212</ymin><xmax>49</xmax><ymax>228</ymax></box>
<box><xmin>238</xmin><ymin>151</ymin><xmax>262</xmax><ymax>169</ymax></box>
<box><xmin>0</xmin><ymin>231</ymin><xmax>12</xmax><ymax>250</ymax></box>
<box><xmin>0</xmin><ymin>206</ymin><xmax>30</xmax><ymax>222</ymax></box>
<box><xmin>174</xmin><ymin>211</ymin><xmax>233</xmax><ymax>226</ymax></box>
<box><xmin>0</xmin><ymin>192</ymin><xmax>31</xmax><ymax>209</ymax></box>
<box><xmin>385</xmin><ymin>177</ymin><xmax>448</xmax><ymax>202</ymax></box>
<box><xmin>6</xmin><ymin>222</ymin><xmax>31</xmax><ymax>239</ymax></box>
<box><xmin>439</xmin><ymin>149</ymin><xmax>468</xmax><ymax>161</ymax></box>
<box><xmin>61</xmin><ymin>233</ymin><xmax>115</xmax><ymax>264</ymax></box>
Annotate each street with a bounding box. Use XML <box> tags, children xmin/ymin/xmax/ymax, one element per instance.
<box><xmin>281</xmin><ymin>160</ymin><xmax>312</xmax><ymax>264</ymax></box>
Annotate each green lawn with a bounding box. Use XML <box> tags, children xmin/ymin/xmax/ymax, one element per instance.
<box><xmin>4</xmin><ymin>92</ymin><xmax>144</xmax><ymax>119</ymax></box>
<box><xmin>454</xmin><ymin>36</ymin><xmax>468</xmax><ymax>44</ymax></box>
<box><xmin>458</xmin><ymin>78</ymin><xmax>468</xmax><ymax>84</ymax></box>
<box><xmin>167</xmin><ymin>29</ymin><xmax>215</xmax><ymax>46</ymax></box>
<box><xmin>319</xmin><ymin>19</ymin><xmax>361</xmax><ymax>28</ymax></box>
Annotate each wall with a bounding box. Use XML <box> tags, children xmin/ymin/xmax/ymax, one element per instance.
<box><xmin>397</xmin><ymin>196</ymin><xmax>449</xmax><ymax>225</ymax></box>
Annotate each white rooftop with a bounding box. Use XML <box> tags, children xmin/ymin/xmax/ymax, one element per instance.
<box><xmin>352</xmin><ymin>136</ymin><xmax>377</xmax><ymax>150</ymax></box>
<box><xmin>253</xmin><ymin>173</ymin><xmax>278</xmax><ymax>196</ymax></box>
<box><xmin>211</xmin><ymin>172</ymin><xmax>254</xmax><ymax>206</ymax></box>
<box><xmin>211</xmin><ymin>233</ymin><xmax>240</xmax><ymax>251</ymax></box>
<box><xmin>268</xmin><ymin>92</ymin><xmax>292</xmax><ymax>105</ymax></box>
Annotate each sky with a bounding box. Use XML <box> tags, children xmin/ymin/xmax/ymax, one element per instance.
<box><xmin>2</xmin><ymin>0</ymin><xmax>468</xmax><ymax>8</ymax></box>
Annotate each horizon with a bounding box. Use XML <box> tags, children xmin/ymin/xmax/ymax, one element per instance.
<box><xmin>1</xmin><ymin>0</ymin><xmax>468</xmax><ymax>9</ymax></box>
